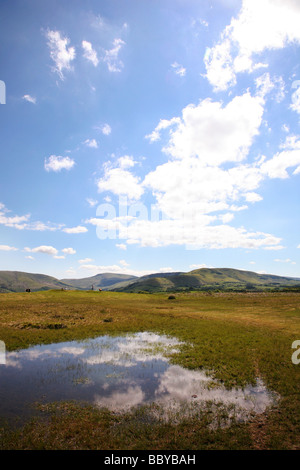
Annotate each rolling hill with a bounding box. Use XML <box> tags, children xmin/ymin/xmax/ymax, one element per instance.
<box><xmin>1</xmin><ymin>268</ymin><xmax>300</xmax><ymax>293</ymax></box>
<box><xmin>60</xmin><ymin>273</ymin><xmax>137</xmax><ymax>291</ymax></box>
<box><xmin>0</xmin><ymin>271</ymin><xmax>137</xmax><ymax>293</ymax></box>
<box><xmin>0</xmin><ymin>271</ymin><xmax>72</xmax><ymax>293</ymax></box>
<box><xmin>113</xmin><ymin>268</ymin><xmax>300</xmax><ymax>293</ymax></box>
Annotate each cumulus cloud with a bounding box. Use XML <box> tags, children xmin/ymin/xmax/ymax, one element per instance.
<box><xmin>103</xmin><ymin>38</ymin><xmax>125</xmax><ymax>72</ymax></box>
<box><xmin>91</xmin><ymin>87</ymin><xmax>300</xmax><ymax>251</ymax></box>
<box><xmin>101</xmin><ymin>123</ymin><xmax>112</xmax><ymax>135</ymax></box>
<box><xmin>62</xmin><ymin>247</ymin><xmax>76</xmax><ymax>255</ymax></box>
<box><xmin>153</xmin><ymin>92</ymin><xmax>264</xmax><ymax>165</ymax></box>
<box><xmin>97</xmin><ymin>158</ymin><xmax>143</xmax><ymax>201</ymax></box>
<box><xmin>116</xmin><ymin>243</ymin><xmax>127</xmax><ymax>250</ymax></box>
<box><xmin>86</xmin><ymin>198</ymin><xmax>98</xmax><ymax>207</ymax></box>
<box><xmin>117</xmin><ymin>155</ymin><xmax>136</xmax><ymax>169</ymax></box>
<box><xmin>0</xmin><ymin>203</ymin><xmax>63</xmax><ymax>231</ymax></box>
<box><xmin>22</xmin><ymin>94</ymin><xmax>36</xmax><ymax>104</ymax></box>
<box><xmin>63</xmin><ymin>226</ymin><xmax>88</xmax><ymax>234</ymax></box>
<box><xmin>82</xmin><ymin>40</ymin><xmax>99</xmax><ymax>66</ymax></box>
<box><xmin>79</xmin><ymin>258</ymin><xmax>94</xmax><ymax>264</ymax></box>
<box><xmin>290</xmin><ymin>85</ymin><xmax>300</xmax><ymax>114</ymax></box>
<box><xmin>24</xmin><ymin>245</ymin><xmax>58</xmax><ymax>256</ymax></box>
<box><xmin>204</xmin><ymin>0</ymin><xmax>300</xmax><ymax>91</ymax></box>
<box><xmin>44</xmin><ymin>155</ymin><xmax>75</xmax><ymax>172</ymax></box>
<box><xmin>255</xmin><ymin>73</ymin><xmax>285</xmax><ymax>102</ymax></box>
<box><xmin>84</xmin><ymin>139</ymin><xmax>98</xmax><ymax>149</ymax></box>
<box><xmin>78</xmin><ymin>263</ymin><xmax>153</xmax><ymax>278</ymax></box>
<box><xmin>189</xmin><ymin>264</ymin><xmax>210</xmax><ymax>270</ymax></box>
<box><xmin>46</xmin><ymin>29</ymin><xmax>76</xmax><ymax>79</ymax></box>
<box><xmin>171</xmin><ymin>62</ymin><xmax>186</xmax><ymax>77</ymax></box>
<box><xmin>274</xmin><ymin>258</ymin><xmax>296</xmax><ymax>265</ymax></box>
<box><xmin>0</xmin><ymin>245</ymin><xmax>18</xmax><ymax>251</ymax></box>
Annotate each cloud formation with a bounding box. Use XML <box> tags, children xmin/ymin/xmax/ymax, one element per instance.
<box><xmin>204</xmin><ymin>0</ymin><xmax>300</xmax><ymax>91</ymax></box>
<box><xmin>82</xmin><ymin>40</ymin><xmax>99</xmax><ymax>66</ymax></box>
<box><xmin>46</xmin><ymin>30</ymin><xmax>76</xmax><ymax>79</ymax></box>
<box><xmin>44</xmin><ymin>155</ymin><xmax>75</xmax><ymax>172</ymax></box>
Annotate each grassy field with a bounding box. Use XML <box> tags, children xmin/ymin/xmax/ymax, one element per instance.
<box><xmin>0</xmin><ymin>289</ymin><xmax>300</xmax><ymax>450</ymax></box>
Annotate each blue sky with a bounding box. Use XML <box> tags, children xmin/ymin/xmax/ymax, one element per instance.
<box><xmin>0</xmin><ymin>0</ymin><xmax>300</xmax><ymax>280</ymax></box>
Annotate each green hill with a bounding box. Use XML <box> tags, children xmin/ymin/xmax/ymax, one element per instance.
<box><xmin>0</xmin><ymin>271</ymin><xmax>72</xmax><ymax>293</ymax></box>
<box><xmin>1</xmin><ymin>268</ymin><xmax>300</xmax><ymax>294</ymax></box>
<box><xmin>60</xmin><ymin>273</ymin><xmax>137</xmax><ymax>291</ymax></box>
<box><xmin>115</xmin><ymin>268</ymin><xmax>300</xmax><ymax>293</ymax></box>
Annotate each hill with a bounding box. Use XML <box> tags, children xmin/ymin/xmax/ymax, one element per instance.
<box><xmin>114</xmin><ymin>268</ymin><xmax>300</xmax><ymax>293</ymax></box>
<box><xmin>0</xmin><ymin>271</ymin><xmax>137</xmax><ymax>293</ymax></box>
<box><xmin>60</xmin><ymin>273</ymin><xmax>137</xmax><ymax>291</ymax></box>
<box><xmin>1</xmin><ymin>268</ymin><xmax>300</xmax><ymax>294</ymax></box>
<box><xmin>0</xmin><ymin>271</ymin><xmax>71</xmax><ymax>293</ymax></box>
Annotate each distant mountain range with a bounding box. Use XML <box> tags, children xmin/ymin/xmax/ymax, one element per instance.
<box><xmin>1</xmin><ymin>268</ymin><xmax>300</xmax><ymax>293</ymax></box>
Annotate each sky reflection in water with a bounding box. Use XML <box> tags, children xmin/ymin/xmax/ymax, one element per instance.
<box><xmin>0</xmin><ymin>332</ymin><xmax>277</xmax><ymax>425</ymax></box>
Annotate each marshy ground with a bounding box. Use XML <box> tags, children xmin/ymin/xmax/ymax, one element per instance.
<box><xmin>0</xmin><ymin>289</ymin><xmax>299</xmax><ymax>450</ymax></box>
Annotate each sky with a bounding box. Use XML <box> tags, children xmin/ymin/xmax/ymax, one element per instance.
<box><xmin>0</xmin><ymin>0</ymin><xmax>300</xmax><ymax>280</ymax></box>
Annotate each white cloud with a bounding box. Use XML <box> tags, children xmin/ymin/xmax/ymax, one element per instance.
<box><xmin>25</xmin><ymin>255</ymin><xmax>34</xmax><ymax>260</ymax></box>
<box><xmin>63</xmin><ymin>226</ymin><xmax>88</xmax><ymax>234</ymax></box>
<box><xmin>78</xmin><ymin>263</ymin><xmax>153</xmax><ymax>278</ymax></box>
<box><xmin>119</xmin><ymin>259</ymin><xmax>129</xmax><ymax>267</ymax></box>
<box><xmin>145</xmin><ymin>117</ymin><xmax>181</xmax><ymax>143</ymax></box>
<box><xmin>22</xmin><ymin>94</ymin><xmax>36</xmax><ymax>104</ymax></box>
<box><xmin>282</xmin><ymin>124</ymin><xmax>290</xmax><ymax>133</ymax></box>
<box><xmin>103</xmin><ymin>38</ymin><xmax>125</xmax><ymax>72</ymax></box>
<box><xmin>116</xmin><ymin>243</ymin><xmax>127</xmax><ymax>250</ymax></box>
<box><xmin>189</xmin><ymin>264</ymin><xmax>209</xmax><ymax>270</ymax></box>
<box><xmin>84</xmin><ymin>139</ymin><xmax>98</xmax><ymax>149</ymax></box>
<box><xmin>0</xmin><ymin>245</ymin><xmax>18</xmax><ymax>251</ymax></box>
<box><xmin>97</xmin><ymin>163</ymin><xmax>143</xmax><ymax>201</ymax></box>
<box><xmin>96</xmin><ymin>89</ymin><xmax>300</xmax><ymax>251</ymax></box>
<box><xmin>147</xmin><ymin>92</ymin><xmax>264</xmax><ymax>165</ymax></box>
<box><xmin>264</xmin><ymin>245</ymin><xmax>285</xmax><ymax>251</ymax></box>
<box><xmin>274</xmin><ymin>258</ymin><xmax>296</xmax><ymax>265</ymax></box>
<box><xmin>44</xmin><ymin>155</ymin><xmax>75</xmax><ymax>172</ymax></box>
<box><xmin>204</xmin><ymin>0</ymin><xmax>300</xmax><ymax>91</ymax></box>
<box><xmin>101</xmin><ymin>123</ymin><xmax>112</xmax><ymax>135</ymax></box>
<box><xmin>255</xmin><ymin>73</ymin><xmax>285</xmax><ymax>102</ymax></box>
<box><xmin>204</xmin><ymin>39</ymin><xmax>236</xmax><ymax>92</ymax></box>
<box><xmin>25</xmin><ymin>245</ymin><xmax>58</xmax><ymax>256</ymax></box>
<box><xmin>260</xmin><ymin>140</ymin><xmax>300</xmax><ymax>179</ymax></box>
<box><xmin>54</xmin><ymin>255</ymin><xmax>65</xmax><ymax>260</ymax></box>
<box><xmin>290</xmin><ymin>86</ymin><xmax>300</xmax><ymax>114</ymax></box>
<box><xmin>62</xmin><ymin>247</ymin><xmax>76</xmax><ymax>255</ymax></box>
<box><xmin>171</xmin><ymin>62</ymin><xmax>186</xmax><ymax>77</ymax></box>
<box><xmin>0</xmin><ymin>211</ymin><xmax>30</xmax><ymax>229</ymax></box>
<box><xmin>79</xmin><ymin>258</ymin><xmax>94</xmax><ymax>264</ymax></box>
<box><xmin>0</xmin><ymin>203</ymin><xmax>63</xmax><ymax>231</ymax></box>
<box><xmin>46</xmin><ymin>29</ymin><xmax>76</xmax><ymax>79</ymax></box>
<box><xmin>117</xmin><ymin>155</ymin><xmax>136</xmax><ymax>169</ymax></box>
<box><xmin>244</xmin><ymin>192</ymin><xmax>263</xmax><ymax>203</ymax></box>
<box><xmin>86</xmin><ymin>198</ymin><xmax>98</xmax><ymax>207</ymax></box>
<box><xmin>82</xmin><ymin>40</ymin><xmax>99</xmax><ymax>66</ymax></box>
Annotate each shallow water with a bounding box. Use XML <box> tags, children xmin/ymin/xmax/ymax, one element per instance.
<box><xmin>0</xmin><ymin>332</ymin><xmax>277</xmax><ymax>426</ymax></box>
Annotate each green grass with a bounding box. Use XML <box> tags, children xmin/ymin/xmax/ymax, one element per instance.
<box><xmin>0</xmin><ymin>289</ymin><xmax>300</xmax><ymax>449</ymax></box>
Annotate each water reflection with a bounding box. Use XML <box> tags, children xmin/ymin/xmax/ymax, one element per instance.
<box><xmin>0</xmin><ymin>332</ymin><xmax>277</xmax><ymax>426</ymax></box>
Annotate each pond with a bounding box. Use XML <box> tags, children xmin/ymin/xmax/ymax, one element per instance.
<box><xmin>0</xmin><ymin>332</ymin><xmax>277</xmax><ymax>427</ymax></box>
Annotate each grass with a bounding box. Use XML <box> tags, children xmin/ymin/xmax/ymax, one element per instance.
<box><xmin>0</xmin><ymin>289</ymin><xmax>300</xmax><ymax>449</ymax></box>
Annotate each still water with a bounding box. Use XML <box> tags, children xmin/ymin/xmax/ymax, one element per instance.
<box><xmin>0</xmin><ymin>332</ymin><xmax>277</xmax><ymax>426</ymax></box>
